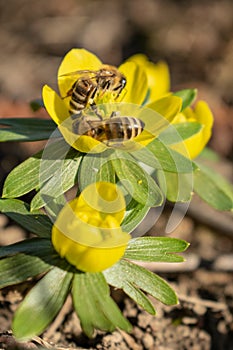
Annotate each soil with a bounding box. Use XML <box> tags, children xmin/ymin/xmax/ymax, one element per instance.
<box><xmin>0</xmin><ymin>0</ymin><xmax>233</xmax><ymax>349</ymax></box>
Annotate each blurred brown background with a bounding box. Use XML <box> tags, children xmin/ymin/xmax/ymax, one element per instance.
<box><xmin>0</xmin><ymin>0</ymin><xmax>232</xmax><ymax>100</ymax></box>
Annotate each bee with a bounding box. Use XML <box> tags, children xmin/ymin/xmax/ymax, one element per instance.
<box><xmin>61</xmin><ymin>65</ymin><xmax>127</xmax><ymax>115</ymax></box>
<box><xmin>72</xmin><ymin>112</ymin><xmax>144</xmax><ymax>145</ymax></box>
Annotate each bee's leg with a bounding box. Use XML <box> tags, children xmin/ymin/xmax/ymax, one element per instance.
<box><xmin>72</xmin><ymin>114</ymin><xmax>93</xmax><ymax>135</ymax></box>
<box><xmin>99</xmin><ymin>80</ymin><xmax>111</xmax><ymax>97</ymax></box>
<box><xmin>90</xmin><ymin>103</ymin><xmax>103</xmax><ymax>120</ymax></box>
<box><xmin>88</xmin><ymin>85</ymin><xmax>98</xmax><ymax>104</ymax></box>
<box><xmin>72</xmin><ymin>118</ymin><xmax>80</xmax><ymax>134</ymax></box>
<box><xmin>71</xmin><ymin>111</ymin><xmax>86</xmax><ymax>133</ymax></box>
<box><xmin>61</xmin><ymin>83</ymin><xmax>75</xmax><ymax>99</ymax></box>
<box><xmin>110</xmin><ymin>111</ymin><xmax>120</xmax><ymax>118</ymax></box>
<box><xmin>71</xmin><ymin>111</ymin><xmax>82</xmax><ymax>120</ymax></box>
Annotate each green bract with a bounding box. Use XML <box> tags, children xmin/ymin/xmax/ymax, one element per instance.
<box><xmin>0</xmin><ymin>48</ymin><xmax>232</xmax><ymax>341</ymax></box>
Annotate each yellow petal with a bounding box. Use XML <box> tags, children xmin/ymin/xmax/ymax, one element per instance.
<box><xmin>59</xmin><ymin>122</ymin><xmax>108</xmax><ymax>153</ymax></box>
<box><xmin>171</xmin><ymin>101</ymin><xmax>214</xmax><ymax>159</ymax></box>
<box><xmin>127</xmin><ymin>53</ymin><xmax>148</xmax><ymax>66</ymax></box>
<box><xmin>118</xmin><ymin>61</ymin><xmax>148</xmax><ymax>105</ymax></box>
<box><xmin>52</xmin><ymin>227</ymin><xmax>130</xmax><ymax>272</ymax></box>
<box><xmin>53</xmin><ymin>212</ymin><xmax>127</xmax><ymax>247</ymax></box>
<box><xmin>147</xmin><ymin>61</ymin><xmax>170</xmax><ymax>101</ymax></box>
<box><xmin>58</xmin><ymin>48</ymin><xmax>102</xmax><ymax>100</ymax></box>
<box><xmin>52</xmin><ymin>182</ymin><xmax>129</xmax><ymax>272</ymax></box>
<box><xmin>191</xmin><ymin>100</ymin><xmax>214</xmax><ymax>130</ymax></box>
<box><xmin>75</xmin><ymin>181</ymin><xmax>126</xmax><ymax>224</ymax></box>
<box><xmin>132</xmin><ymin>130</ymin><xmax>156</xmax><ymax>147</ymax></box>
<box><xmin>146</xmin><ymin>95</ymin><xmax>182</xmax><ymax>122</ymax></box>
<box><xmin>42</xmin><ymin>85</ymin><xmax>70</xmax><ymax>125</ymax></box>
<box><xmin>53</xmin><ymin>182</ymin><xmax>126</xmax><ymax>243</ymax></box>
<box><xmin>128</xmin><ymin>54</ymin><xmax>170</xmax><ymax>102</ymax></box>
<box><xmin>172</xmin><ymin>113</ymin><xmax>188</xmax><ymax>123</ymax></box>
<box><xmin>133</xmin><ymin>95</ymin><xmax>182</xmax><ymax>146</ymax></box>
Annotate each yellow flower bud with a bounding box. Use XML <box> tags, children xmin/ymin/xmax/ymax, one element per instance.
<box><xmin>52</xmin><ymin>182</ymin><xmax>130</xmax><ymax>272</ymax></box>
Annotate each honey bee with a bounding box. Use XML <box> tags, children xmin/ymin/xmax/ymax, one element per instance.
<box><xmin>61</xmin><ymin>65</ymin><xmax>127</xmax><ymax>115</ymax></box>
<box><xmin>72</xmin><ymin>112</ymin><xmax>144</xmax><ymax>145</ymax></box>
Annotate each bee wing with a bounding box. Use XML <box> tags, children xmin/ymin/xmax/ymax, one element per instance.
<box><xmin>58</xmin><ymin>70</ymin><xmax>98</xmax><ymax>79</ymax></box>
<box><xmin>88</xmin><ymin>119</ymin><xmax>104</xmax><ymax>126</ymax></box>
<box><xmin>59</xmin><ymin>70</ymin><xmax>99</xmax><ymax>99</ymax></box>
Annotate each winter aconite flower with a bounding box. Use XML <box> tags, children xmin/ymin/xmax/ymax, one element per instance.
<box><xmin>42</xmin><ymin>48</ymin><xmax>182</xmax><ymax>153</ymax></box>
<box><xmin>52</xmin><ymin>182</ymin><xmax>130</xmax><ymax>272</ymax></box>
<box><xmin>130</xmin><ymin>54</ymin><xmax>213</xmax><ymax>158</ymax></box>
<box><xmin>127</xmin><ymin>53</ymin><xmax>170</xmax><ymax>103</ymax></box>
<box><xmin>171</xmin><ymin>100</ymin><xmax>214</xmax><ymax>159</ymax></box>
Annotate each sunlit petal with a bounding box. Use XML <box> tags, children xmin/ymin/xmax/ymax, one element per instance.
<box><xmin>147</xmin><ymin>61</ymin><xmax>170</xmax><ymax>101</ymax></box>
<box><xmin>52</xmin><ymin>227</ymin><xmax>130</xmax><ymax>272</ymax></box>
<box><xmin>42</xmin><ymin>85</ymin><xmax>69</xmax><ymax>125</ymax></box>
<box><xmin>75</xmin><ymin>181</ymin><xmax>126</xmax><ymax>223</ymax></box>
<box><xmin>128</xmin><ymin>54</ymin><xmax>170</xmax><ymax>102</ymax></box>
<box><xmin>118</xmin><ymin>61</ymin><xmax>148</xmax><ymax>105</ymax></box>
<box><xmin>147</xmin><ymin>95</ymin><xmax>182</xmax><ymax>122</ymax></box>
<box><xmin>132</xmin><ymin>96</ymin><xmax>182</xmax><ymax>146</ymax></box>
<box><xmin>52</xmin><ymin>182</ymin><xmax>130</xmax><ymax>272</ymax></box>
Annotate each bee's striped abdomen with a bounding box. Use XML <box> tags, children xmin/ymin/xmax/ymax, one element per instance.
<box><xmin>69</xmin><ymin>78</ymin><xmax>97</xmax><ymax>115</ymax></box>
<box><xmin>106</xmin><ymin>117</ymin><xmax>144</xmax><ymax>142</ymax></box>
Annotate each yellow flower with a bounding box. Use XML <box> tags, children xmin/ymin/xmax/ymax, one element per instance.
<box><xmin>42</xmin><ymin>48</ymin><xmax>181</xmax><ymax>153</ymax></box>
<box><xmin>129</xmin><ymin>54</ymin><xmax>213</xmax><ymax>158</ymax></box>
<box><xmin>52</xmin><ymin>182</ymin><xmax>130</xmax><ymax>272</ymax></box>
<box><xmin>171</xmin><ymin>101</ymin><xmax>214</xmax><ymax>159</ymax></box>
<box><xmin>127</xmin><ymin>53</ymin><xmax>170</xmax><ymax>103</ymax></box>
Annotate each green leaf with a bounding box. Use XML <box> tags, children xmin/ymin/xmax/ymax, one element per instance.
<box><xmin>124</xmin><ymin>237</ymin><xmax>189</xmax><ymax>262</ymax></box>
<box><xmin>2</xmin><ymin>152</ymin><xmax>41</xmax><ymax>198</ymax></box>
<box><xmin>0</xmin><ymin>199</ymin><xmax>52</xmax><ymax>237</ymax></box>
<box><xmin>0</xmin><ymin>118</ymin><xmax>57</xmax><ymax>142</ymax></box>
<box><xmin>13</xmin><ymin>267</ymin><xmax>73</xmax><ymax>341</ymax></box>
<box><xmin>131</xmin><ymin>147</ymin><xmax>162</xmax><ymax>170</ymax></box>
<box><xmin>157</xmin><ymin>170</ymin><xmax>193</xmax><ymax>202</ymax></box>
<box><xmin>194</xmin><ymin>163</ymin><xmax>233</xmax><ymax>211</ymax></box>
<box><xmin>78</xmin><ymin>150</ymin><xmax>115</xmax><ymax>189</ymax></box>
<box><xmin>0</xmin><ymin>239</ymin><xmax>66</xmax><ymax>289</ymax></box>
<box><xmin>159</xmin><ymin>122</ymin><xmax>202</xmax><ymax>145</ymax></box>
<box><xmin>30</xmin><ymin>147</ymin><xmax>82</xmax><ymax>211</ymax></box>
<box><xmin>104</xmin><ymin>260</ymin><xmax>178</xmax><ymax>309</ymax></box>
<box><xmin>72</xmin><ymin>272</ymin><xmax>132</xmax><ymax>337</ymax></box>
<box><xmin>0</xmin><ymin>237</ymin><xmax>61</xmax><ymax>287</ymax></box>
<box><xmin>33</xmin><ymin>194</ymin><xmax>66</xmax><ymax>222</ymax></box>
<box><xmin>146</xmin><ymin>139</ymin><xmax>196</xmax><ymax>173</ymax></box>
<box><xmin>121</xmin><ymin>281</ymin><xmax>155</xmax><ymax>314</ymax></box>
<box><xmin>96</xmin><ymin>158</ymin><xmax>116</xmax><ymax>183</ymax></box>
<box><xmin>173</xmin><ymin>89</ymin><xmax>197</xmax><ymax>111</ymax></box>
<box><xmin>2</xmin><ymin>138</ymin><xmax>73</xmax><ymax>198</ymax></box>
<box><xmin>79</xmin><ymin>150</ymin><xmax>163</xmax><ymax>207</ymax></box>
<box><xmin>0</xmin><ymin>254</ymin><xmax>51</xmax><ymax>289</ymax></box>
<box><xmin>111</xmin><ymin>151</ymin><xmax>163</xmax><ymax>207</ymax></box>
<box><xmin>122</xmin><ymin>198</ymin><xmax>150</xmax><ymax>233</ymax></box>
<box><xmin>0</xmin><ymin>237</ymin><xmax>53</xmax><ymax>258</ymax></box>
